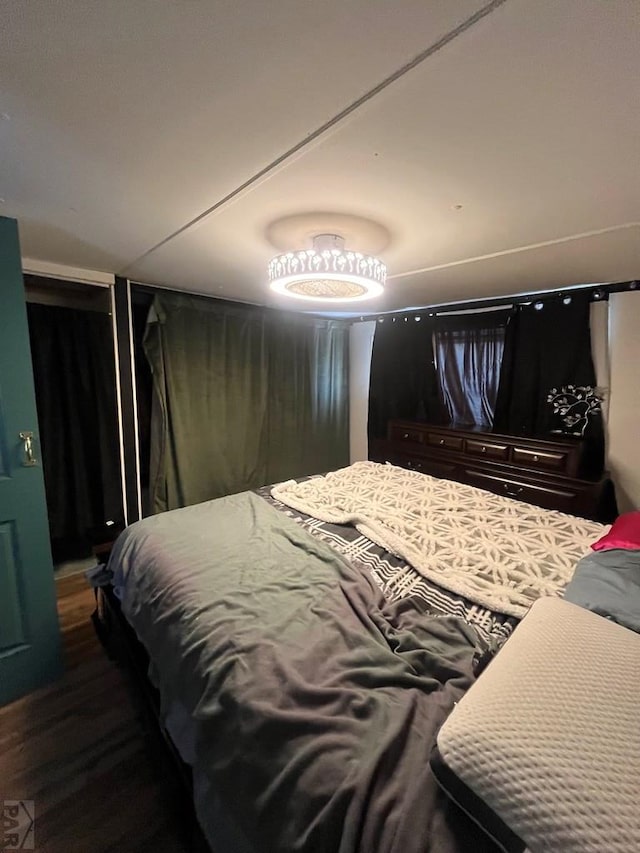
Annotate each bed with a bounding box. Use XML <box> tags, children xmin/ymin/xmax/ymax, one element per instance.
<box><xmin>106</xmin><ymin>461</ymin><xmax>605</xmax><ymax>853</ymax></box>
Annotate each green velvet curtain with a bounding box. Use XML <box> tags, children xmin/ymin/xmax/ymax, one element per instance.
<box><xmin>144</xmin><ymin>293</ymin><xmax>349</xmax><ymax>513</ymax></box>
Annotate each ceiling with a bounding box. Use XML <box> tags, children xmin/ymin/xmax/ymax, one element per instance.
<box><xmin>2</xmin><ymin>0</ymin><xmax>639</xmax><ymax>313</ymax></box>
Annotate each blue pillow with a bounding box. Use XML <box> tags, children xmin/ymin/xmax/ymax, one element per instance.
<box><xmin>564</xmin><ymin>548</ymin><xmax>640</xmax><ymax>633</ymax></box>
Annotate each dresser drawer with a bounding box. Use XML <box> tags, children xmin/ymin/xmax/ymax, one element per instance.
<box><xmin>387</xmin><ymin>453</ymin><xmax>457</xmax><ymax>479</ymax></box>
<box><xmin>464</xmin><ymin>469</ymin><xmax>580</xmax><ymax>514</ymax></box>
<box><xmin>427</xmin><ymin>432</ymin><xmax>464</xmax><ymax>451</ymax></box>
<box><xmin>464</xmin><ymin>439</ymin><xmax>509</xmax><ymax>461</ymax></box>
<box><xmin>512</xmin><ymin>447</ymin><xmax>567</xmax><ymax>473</ymax></box>
<box><xmin>414</xmin><ymin>457</ymin><xmax>458</xmax><ymax>479</ymax></box>
<box><xmin>389</xmin><ymin>454</ymin><xmax>427</xmax><ymax>474</ymax></box>
<box><xmin>389</xmin><ymin>424</ymin><xmax>424</xmax><ymax>444</ymax></box>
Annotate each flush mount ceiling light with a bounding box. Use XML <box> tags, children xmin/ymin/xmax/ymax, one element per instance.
<box><xmin>268</xmin><ymin>234</ymin><xmax>386</xmax><ymax>302</ymax></box>
<box><xmin>265</xmin><ymin>214</ymin><xmax>390</xmax><ymax>304</ymax></box>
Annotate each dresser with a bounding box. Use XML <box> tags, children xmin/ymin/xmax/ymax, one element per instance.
<box><xmin>369</xmin><ymin>421</ymin><xmax>616</xmax><ymax>522</ymax></box>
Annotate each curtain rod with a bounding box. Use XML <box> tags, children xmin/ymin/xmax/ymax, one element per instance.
<box><xmin>128</xmin><ymin>277</ymin><xmax>638</xmax><ymax>324</ymax></box>
<box><xmin>129</xmin><ymin>280</ymin><xmax>351</xmax><ymax>324</ymax></box>
<box><xmin>356</xmin><ymin>279</ymin><xmax>639</xmax><ymax>322</ymax></box>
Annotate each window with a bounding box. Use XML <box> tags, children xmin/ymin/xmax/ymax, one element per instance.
<box><xmin>433</xmin><ymin>311</ymin><xmax>509</xmax><ymax>429</ymax></box>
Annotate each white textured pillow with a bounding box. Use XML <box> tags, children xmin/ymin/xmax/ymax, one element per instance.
<box><xmin>433</xmin><ymin>597</ymin><xmax>640</xmax><ymax>853</ymax></box>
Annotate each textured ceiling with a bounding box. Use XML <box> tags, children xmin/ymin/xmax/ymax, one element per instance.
<box><xmin>1</xmin><ymin>0</ymin><xmax>639</xmax><ymax>312</ymax></box>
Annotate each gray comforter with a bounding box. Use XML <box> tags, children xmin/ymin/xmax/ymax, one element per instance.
<box><xmin>110</xmin><ymin>491</ymin><xmax>496</xmax><ymax>853</ymax></box>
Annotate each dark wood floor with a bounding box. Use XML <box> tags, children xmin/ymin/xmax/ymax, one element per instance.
<box><xmin>1</xmin><ymin>573</ymin><xmax>192</xmax><ymax>852</ymax></box>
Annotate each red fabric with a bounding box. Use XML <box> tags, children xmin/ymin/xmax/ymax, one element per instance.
<box><xmin>592</xmin><ymin>511</ymin><xmax>640</xmax><ymax>551</ymax></box>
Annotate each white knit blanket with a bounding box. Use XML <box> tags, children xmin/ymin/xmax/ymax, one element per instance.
<box><xmin>271</xmin><ymin>461</ymin><xmax>605</xmax><ymax>618</ymax></box>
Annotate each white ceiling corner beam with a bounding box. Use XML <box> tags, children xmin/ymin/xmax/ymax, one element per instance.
<box><xmin>22</xmin><ymin>258</ymin><xmax>115</xmax><ymax>287</ymax></box>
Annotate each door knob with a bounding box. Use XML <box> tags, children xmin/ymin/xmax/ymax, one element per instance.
<box><xmin>19</xmin><ymin>431</ymin><xmax>38</xmax><ymax>467</ymax></box>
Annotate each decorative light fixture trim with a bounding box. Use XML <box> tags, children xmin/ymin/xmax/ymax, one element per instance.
<box><xmin>268</xmin><ymin>234</ymin><xmax>386</xmax><ymax>302</ymax></box>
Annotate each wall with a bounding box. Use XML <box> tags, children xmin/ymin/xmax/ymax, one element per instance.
<box><xmin>349</xmin><ymin>321</ymin><xmax>376</xmax><ymax>462</ymax></box>
<box><xmin>607</xmin><ymin>291</ymin><xmax>640</xmax><ymax>512</ymax></box>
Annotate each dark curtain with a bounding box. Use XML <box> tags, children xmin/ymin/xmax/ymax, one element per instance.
<box><xmin>493</xmin><ymin>293</ymin><xmax>603</xmax><ymax>473</ymax></box>
<box><xmin>144</xmin><ymin>293</ymin><xmax>349</xmax><ymax>513</ymax></box>
<box><xmin>433</xmin><ymin>311</ymin><xmax>510</xmax><ymax>428</ymax></box>
<box><xmin>27</xmin><ymin>303</ymin><xmax>123</xmax><ymax>561</ymax></box>
<box><xmin>367</xmin><ymin>317</ymin><xmax>445</xmax><ymax>440</ymax></box>
<box><xmin>494</xmin><ymin>294</ymin><xmax>596</xmax><ymax>435</ymax></box>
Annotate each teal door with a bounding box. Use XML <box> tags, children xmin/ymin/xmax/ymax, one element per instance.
<box><xmin>0</xmin><ymin>216</ymin><xmax>62</xmax><ymax>705</ymax></box>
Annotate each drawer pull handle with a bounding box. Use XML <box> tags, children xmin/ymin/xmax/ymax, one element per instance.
<box><xmin>532</xmin><ymin>454</ymin><xmax>539</xmax><ymax>462</ymax></box>
<box><xmin>403</xmin><ymin>433</ymin><xmax>409</xmax><ymax>439</ymax></box>
<box><xmin>19</xmin><ymin>431</ymin><xmax>38</xmax><ymax>467</ymax></box>
<box><xmin>439</xmin><ymin>439</ymin><xmax>445</xmax><ymax>445</ymax></box>
<box><xmin>503</xmin><ymin>483</ymin><xmax>524</xmax><ymax>497</ymax></box>
<box><xmin>481</xmin><ymin>446</ymin><xmax>486</xmax><ymax>453</ymax></box>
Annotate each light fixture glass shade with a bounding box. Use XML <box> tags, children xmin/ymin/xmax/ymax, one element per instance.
<box><xmin>268</xmin><ymin>235</ymin><xmax>386</xmax><ymax>302</ymax></box>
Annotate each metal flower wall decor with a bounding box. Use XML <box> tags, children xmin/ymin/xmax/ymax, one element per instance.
<box><xmin>547</xmin><ymin>385</ymin><xmax>604</xmax><ymax>437</ymax></box>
